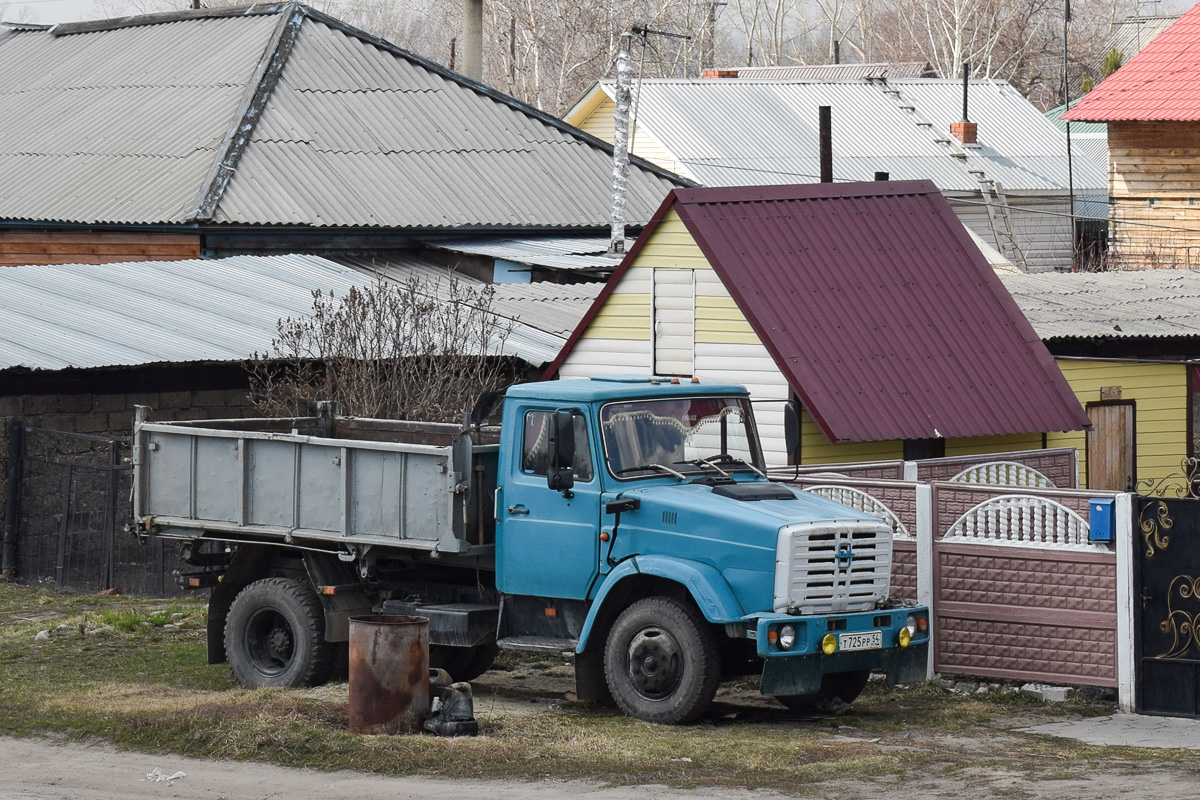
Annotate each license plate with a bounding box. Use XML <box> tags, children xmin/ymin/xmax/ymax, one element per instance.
<box><xmin>839</xmin><ymin>630</ymin><xmax>882</xmax><ymax>652</ymax></box>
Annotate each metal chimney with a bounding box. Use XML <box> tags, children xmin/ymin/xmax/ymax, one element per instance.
<box><xmin>950</xmin><ymin>61</ymin><xmax>977</xmax><ymax>144</ymax></box>
<box><xmin>461</xmin><ymin>0</ymin><xmax>483</xmax><ymax>81</ymax></box>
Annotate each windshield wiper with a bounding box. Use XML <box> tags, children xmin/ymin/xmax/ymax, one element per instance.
<box><xmin>614</xmin><ymin>463</ymin><xmax>687</xmax><ymax>480</ymax></box>
<box><xmin>698</xmin><ymin>453</ymin><xmax>766</xmax><ymax>478</ymax></box>
<box><xmin>676</xmin><ymin>458</ymin><xmax>730</xmax><ymax>477</ymax></box>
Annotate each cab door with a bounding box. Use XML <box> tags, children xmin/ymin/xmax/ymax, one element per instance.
<box><xmin>496</xmin><ymin>407</ymin><xmax>601</xmax><ymax>599</ymax></box>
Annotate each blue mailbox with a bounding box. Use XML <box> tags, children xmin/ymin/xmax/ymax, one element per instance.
<box><xmin>1089</xmin><ymin>498</ymin><xmax>1115</xmax><ymax>543</ymax></box>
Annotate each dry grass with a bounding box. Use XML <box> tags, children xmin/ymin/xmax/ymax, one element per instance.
<box><xmin>1</xmin><ymin>582</ymin><xmax>1197</xmax><ymax>795</ymax></box>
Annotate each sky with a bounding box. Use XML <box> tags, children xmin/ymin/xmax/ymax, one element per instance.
<box><xmin>2</xmin><ymin>0</ymin><xmax>1199</xmax><ymax>27</ymax></box>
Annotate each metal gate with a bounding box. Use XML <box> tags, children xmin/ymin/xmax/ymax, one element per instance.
<box><xmin>3</xmin><ymin>422</ymin><xmax>184</xmax><ymax>596</ymax></box>
<box><xmin>1135</xmin><ymin>495</ymin><xmax>1200</xmax><ymax>716</ymax></box>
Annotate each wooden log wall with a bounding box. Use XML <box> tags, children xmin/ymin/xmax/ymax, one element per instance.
<box><xmin>0</xmin><ymin>231</ymin><xmax>201</xmax><ymax>266</ymax></box>
<box><xmin>1108</xmin><ymin>121</ymin><xmax>1200</xmax><ymax>269</ymax></box>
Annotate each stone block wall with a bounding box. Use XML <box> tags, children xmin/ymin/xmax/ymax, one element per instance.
<box><xmin>1</xmin><ymin>387</ymin><xmax>256</xmax><ymax>547</ymax></box>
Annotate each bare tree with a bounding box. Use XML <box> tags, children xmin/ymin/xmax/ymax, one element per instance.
<box><xmin>247</xmin><ymin>277</ymin><xmax>516</xmax><ymax>423</ymax></box>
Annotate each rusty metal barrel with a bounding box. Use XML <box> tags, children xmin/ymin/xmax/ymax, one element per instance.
<box><xmin>348</xmin><ymin>614</ymin><xmax>430</xmax><ymax>734</ymax></box>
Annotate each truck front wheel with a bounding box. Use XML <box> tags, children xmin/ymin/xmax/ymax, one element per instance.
<box><xmin>604</xmin><ymin>597</ymin><xmax>719</xmax><ymax>724</ymax></box>
<box><xmin>225</xmin><ymin>577</ymin><xmax>331</xmax><ymax>689</ymax></box>
<box><xmin>776</xmin><ymin>669</ymin><xmax>870</xmax><ymax>715</ymax></box>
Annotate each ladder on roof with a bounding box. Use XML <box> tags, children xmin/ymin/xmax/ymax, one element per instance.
<box><xmin>870</xmin><ymin>78</ymin><xmax>1029</xmax><ymax>270</ymax></box>
<box><xmin>972</xmin><ymin>173</ymin><xmax>1027</xmax><ymax>270</ymax></box>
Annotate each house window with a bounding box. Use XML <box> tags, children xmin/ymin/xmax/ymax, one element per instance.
<box><xmin>521</xmin><ymin>410</ymin><xmax>593</xmax><ymax>481</ymax></box>
<box><xmin>652</xmin><ymin>268</ymin><xmax>695</xmax><ymax>376</ymax></box>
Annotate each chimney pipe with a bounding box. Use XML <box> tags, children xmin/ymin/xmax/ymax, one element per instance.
<box><xmin>950</xmin><ymin>61</ymin><xmax>978</xmax><ymax>144</ymax></box>
<box><xmin>961</xmin><ymin>60</ymin><xmax>969</xmax><ymax>121</ymax></box>
<box><xmin>461</xmin><ymin>0</ymin><xmax>483</xmax><ymax>81</ymax></box>
<box><xmin>819</xmin><ymin>106</ymin><xmax>832</xmax><ymax>183</ymax></box>
<box><xmin>833</xmin><ymin>40</ymin><xmax>840</xmax><ymax>65</ymax></box>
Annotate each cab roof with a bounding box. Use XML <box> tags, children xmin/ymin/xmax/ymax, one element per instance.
<box><xmin>504</xmin><ymin>376</ymin><xmax>750</xmax><ymax>404</ymax></box>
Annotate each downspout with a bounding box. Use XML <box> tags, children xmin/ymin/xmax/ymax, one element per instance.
<box><xmin>609</xmin><ymin>32</ymin><xmax>633</xmax><ymax>254</ymax></box>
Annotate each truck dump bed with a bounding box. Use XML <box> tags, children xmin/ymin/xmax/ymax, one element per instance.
<box><xmin>132</xmin><ymin>409</ymin><xmax>497</xmax><ymax>556</ymax></box>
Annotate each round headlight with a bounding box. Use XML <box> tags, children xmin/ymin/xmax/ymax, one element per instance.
<box><xmin>821</xmin><ymin>633</ymin><xmax>837</xmax><ymax>655</ymax></box>
<box><xmin>898</xmin><ymin>626</ymin><xmax>911</xmax><ymax>648</ymax></box>
<box><xmin>906</xmin><ymin>613</ymin><xmax>918</xmax><ymax>636</ymax></box>
<box><xmin>778</xmin><ymin>624</ymin><xmax>796</xmax><ymax>651</ymax></box>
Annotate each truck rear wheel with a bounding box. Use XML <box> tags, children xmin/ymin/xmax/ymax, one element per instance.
<box><xmin>225</xmin><ymin>577</ymin><xmax>331</xmax><ymax>689</ymax></box>
<box><xmin>604</xmin><ymin>596</ymin><xmax>719</xmax><ymax>724</ymax></box>
<box><xmin>776</xmin><ymin>670</ymin><xmax>870</xmax><ymax>715</ymax></box>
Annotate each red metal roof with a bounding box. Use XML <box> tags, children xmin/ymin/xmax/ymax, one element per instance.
<box><xmin>1063</xmin><ymin>4</ymin><xmax>1200</xmax><ymax>122</ymax></box>
<box><xmin>550</xmin><ymin>180</ymin><xmax>1090</xmax><ymax>444</ymax></box>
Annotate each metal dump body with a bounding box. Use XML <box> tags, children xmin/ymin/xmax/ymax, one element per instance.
<box><xmin>132</xmin><ymin>409</ymin><xmax>492</xmax><ymax>555</ymax></box>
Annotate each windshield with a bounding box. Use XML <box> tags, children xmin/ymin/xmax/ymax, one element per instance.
<box><xmin>599</xmin><ymin>396</ymin><xmax>765</xmax><ymax>480</ymax></box>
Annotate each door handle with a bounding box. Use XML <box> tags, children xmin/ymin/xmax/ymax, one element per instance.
<box><xmin>507</xmin><ymin>505</ymin><xmax>530</xmax><ymax>515</ymax></box>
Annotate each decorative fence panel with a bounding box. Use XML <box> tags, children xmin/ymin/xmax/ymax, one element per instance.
<box><xmin>785</xmin><ymin>467</ymin><xmax>1123</xmax><ymax>689</ymax></box>
<box><xmin>914</xmin><ymin>448</ymin><xmax>1078</xmax><ymax>488</ymax></box>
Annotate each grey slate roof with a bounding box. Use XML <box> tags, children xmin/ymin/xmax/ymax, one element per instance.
<box><xmin>1001</xmin><ymin>270</ymin><xmax>1200</xmax><ymax>340</ymax></box>
<box><xmin>576</xmin><ymin>77</ymin><xmax>1106</xmax><ymax>195</ymax></box>
<box><xmin>0</xmin><ymin>5</ymin><xmax>683</xmax><ymax>229</ymax></box>
<box><xmin>0</xmin><ymin>254</ymin><xmax>584</xmax><ymax>372</ymax></box>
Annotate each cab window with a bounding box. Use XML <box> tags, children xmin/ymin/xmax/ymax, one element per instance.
<box><xmin>521</xmin><ymin>410</ymin><xmax>594</xmax><ymax>481</ymax></box>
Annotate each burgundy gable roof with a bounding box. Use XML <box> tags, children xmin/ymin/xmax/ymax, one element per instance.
<box><xmin>550</xmin><ymin>180</ymin><xmax>1089</xmax><ymax>444</ymax></box>
<box><xmin>1063</xmin><ymin>3</ymin><xmax>1200</xmax><ymax>122</ymax></box>
<box><xmin>673</xmin><ymin>180</ymin><xmax>1088</xmax><ymax>442</ymax></box>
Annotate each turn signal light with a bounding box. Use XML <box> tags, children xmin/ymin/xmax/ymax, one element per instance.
<box><xmin>821</xmin><ymin>633</ymin><xmax>837</xmax><ymax>655</ymax></box>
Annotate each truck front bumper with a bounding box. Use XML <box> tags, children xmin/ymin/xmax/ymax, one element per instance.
<box><xmin>749</xmin><ymin>607</ymin><xmax>930</xmax><ymax>697</ymax></box>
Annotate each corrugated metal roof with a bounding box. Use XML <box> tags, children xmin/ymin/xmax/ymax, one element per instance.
<box><xmin>0</xmin><ymin>254</ymin><xmax>572</xmax><ymax>371</ymax></box>
<box><xmin>421</xmin><ymin>235</ymin><xmax>628</xmax><ymax>271</ymax></box>
<box><xmin>331</xmin><ymin>253</ymin><xmax>601</xmax><ymax>339</ymax></box>
<box><xmin>594</xmin><ymin>78</ymin><xmax>1105</xmax><ymax>194</ymax></box>
<box><xmin>1064</xmin><ymin>5</ymin><xmax>1200</xmax><ymax>122</ymax></box>
<box><xmin>0</xmin><ymin>4</ymin><xmax>684</xmax><ymax>229</ymax></box>
<box><xmin>1001</xmin><ymin>270</ymin><xmax>1200</xmax><ymax>340</ymax></box>
<box><xmin>1109</xmin><ymin>15</ymin><xmax>1179</xmax><ymax>63</ymax></box>
<box><xmin>734</xmin><ymin>62</ymin><xmax>934</xmax><ymax>80</ymax></box>
<box><xmin>560</xmin><ymin>181</ymin><xmax>1087</xmax><ymax>442</ymax></box>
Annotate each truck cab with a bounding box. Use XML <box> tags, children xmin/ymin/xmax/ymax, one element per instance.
<box><xmin>493</xmin><ymin>376</ymin><xmax>929</xmax><ymax>723</ymax></box>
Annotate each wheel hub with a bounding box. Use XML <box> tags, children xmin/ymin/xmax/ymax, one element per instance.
<box><xmin>626</xmin><ymin>627</ymin><xmax>683</xmax><ymax>699</ymax></box>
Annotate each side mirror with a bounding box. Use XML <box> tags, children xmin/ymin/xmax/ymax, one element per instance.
<box><xmin>784</xmin><ymin>400</ymin><xmax>800</xmax><ymax>461</ymax></box>
<box><xmin>548</xmin><ymin>409</ymin><xmax>576</xmax><ymax>494</ymax></box>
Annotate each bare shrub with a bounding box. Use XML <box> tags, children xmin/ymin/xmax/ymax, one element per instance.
<box><xmin>248</xmin><ymin>277</ymin><xmax>516</xmax><ymax>423</ymax></box>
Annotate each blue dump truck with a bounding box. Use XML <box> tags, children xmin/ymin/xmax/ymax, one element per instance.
<box><xmin>133</xmin><ymin>376</ymin><xmax>928</xmax><ymax>724</ymax></box>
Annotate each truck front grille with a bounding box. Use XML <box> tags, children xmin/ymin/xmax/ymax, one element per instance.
<box><xmin>774</xmin><ymin>520</ymin><xmax>892</xmax><ymax>615</ymax></box>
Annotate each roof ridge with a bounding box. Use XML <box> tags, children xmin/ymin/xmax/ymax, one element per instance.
<box><xmin>189</xmin><ymin>2</ymin><xmax>306</xmax><ymax>222</ymax></box>
<box><xmin>49</xmin><ymin>3</ymin><xmax>287</xmax><ymax>36</ymax></box>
